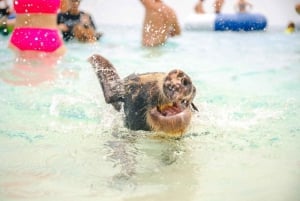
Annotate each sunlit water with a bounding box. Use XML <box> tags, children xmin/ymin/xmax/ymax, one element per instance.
<box><xmin>0</xmin><ymin>26</ymin><xmax>300</xmax><ymax>201</ymax></box>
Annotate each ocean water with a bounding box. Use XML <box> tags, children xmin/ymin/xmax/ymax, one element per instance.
<box><xmin>0</xmin><ymin>27</ymin><xmax>300</xmax><ymax>201</ymax></box>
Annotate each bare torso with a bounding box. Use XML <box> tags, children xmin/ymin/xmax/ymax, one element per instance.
<box><xmin>141</xmin><ymin>0</ymin><xmax>181</xmax><ymax>47</ymax></box>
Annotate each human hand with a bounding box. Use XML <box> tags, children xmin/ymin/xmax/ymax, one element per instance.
<box><xmin>58</xmin><ymin>24</ymin><xmax>69</xmax><ymax>32</ymax></box>
<box><xmin>80</xmin><ymin>14</ymin><xmax>91</xmax><ymax>25</ymax></box>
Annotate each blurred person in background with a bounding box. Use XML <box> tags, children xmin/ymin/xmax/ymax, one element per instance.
<box><xmin>295</xmin><ymin>3</ymin><xmax>300</xmax><ymax>14</ymax></box>
<box><xmin>214</xmin><ymin>0</ymin><xmax>224</xmax><ymax>14</ymax></box>
<box><xmin>235</xmin><ymin>0</ymin><xmax>253</xmax><ymax>13</ymax></box>
<box><xmin>0</xmin><ymin>0</ymin><xmax>15</xmax><ymax>35</ymax></box>
<box><xmin>57</xmin><ymin>0</ymin><xmax>102</xmax><ymax>43</ymax></box>
<box><xmin>140</xmin><ymin>0</ymin><xmax>181</xmax><ymax>47</ymax></box>
<box><xmin>195</xmin><ymin>0</ymin><xmax>205</xmax><ymax>14</ymax></box>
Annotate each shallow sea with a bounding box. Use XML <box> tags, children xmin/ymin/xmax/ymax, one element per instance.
<box><xmin>0</xmin><ymin>26</ymin><xmax>300</xmax><ymax>201</ymax></box>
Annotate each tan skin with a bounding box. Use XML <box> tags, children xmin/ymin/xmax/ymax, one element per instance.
<box><xmin>214</xmin><ymin>0</ymin><xmax>224</xmax><ymax>14</ymax></box>
<box><xmin>140</xmin><ymin>0</ymin><xmax>181</xmax><ymax>47</ymax></box>
<box><xmin>60</xmin><ymin>0</ymin><xmax>69</xmax><ymax>13</ymax></box>
<box><xmin>9</xmin><ymin>0</ymin><xmax>67</xmax><ymax>57</ymax></box>
<box><xmin>57</xmin><ymin>0</ymin><xmax>81</xmax><ymax>32</ymax></box>
<box><xmin>296</xmin><ymin>3</ymin><xmax>300</xmax><ymax>15</ymax></box>
<box><xmin>58</xmin><ymin>0</ymin><xmax>97</xmax><ymax>43</ymax></box>
<box><xmin>1</xmin><ymin>0</ymin><xmax>76</xmax><ymax>86</ymax></box>
<box><xmin>195</xmin><ymin>0</ymin><xmax>205</xmax><ymax>14</ymax></box>
<box><xmin>235</xmin><ymin>0</ymin><xmax>252</xmax><ymax>13</ymax></box>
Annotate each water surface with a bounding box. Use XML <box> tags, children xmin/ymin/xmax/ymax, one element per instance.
<box><xmin>0</xmin><ymin>27</ymin><xmax>299</xmax><ymax>201</ymax></box>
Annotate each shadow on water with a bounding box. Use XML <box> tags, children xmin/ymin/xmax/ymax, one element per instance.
<box><xmin>1</xmin><ymin>28</ymin><xmax>299</xmax><ymax>201</ymax></box>
<box><xmin>104</xmin><ymin>128</ymin><xmax>199</xmax><ymax>201</ymax></box>
<box><xmin>0</xmin><ymin>53</ymin><xmax>79</xmax><ymax>87</ymax></box>
<box><xmin>0</xmin><ymin>54</ymin><xmax>59</xmax><ymax>86</ymax></box>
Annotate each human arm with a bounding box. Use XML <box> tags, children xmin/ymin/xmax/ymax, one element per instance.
<box><xmin>60</xmin><ymin>0</ymin><xmax>69</xmax><ymax>13</ymax></box>
<box><xmin>169</xmin><ymin>17</ymin><xmax>181</xmax><ymax>37</ymax></box>
<box><xmin>140</xmin><ymin>0</ymin><xmax>153</xmax><ymax>7</ymax></box>
<box><xmin>57</xmin><ymin>13</ymin><xmax>69</xmax><ymax>32</ymax></box>
<box><xmin>140</xmin><ymin>0</ymin><xmax>162</xmax><ymax>10</ymax></box>
<box><xmin>80</xmin><ymin>13</ymin><xmax>96</xmax><ymax>30</ymax></box>
<box><xmin>165</xmin><ymin>7</ymin><xmax>181</xmax><ymax>36</ymax></box>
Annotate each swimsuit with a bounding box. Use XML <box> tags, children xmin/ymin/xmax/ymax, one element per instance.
<box><xmin>13</xmin><ymin>0</ymin><xmax>60</xmax><ymax>14</ymax></box>
<box><xmin>10</xmin><ymin>0</ymin><xmax>64</xmax><ymax>52</ymax></box>
<box><xmin>57</xmin><ymin>11</ymin><xmax>97</xmax><ymax>41</ymax></box>
<box><xmin>10</xmin><ymin>27</ymin><xmax>63</xmax><ymax>52</ymax></box>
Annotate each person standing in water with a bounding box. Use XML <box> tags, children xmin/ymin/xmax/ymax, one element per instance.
<box><xmin>194</xmin><ymin>0</ymin><xmax>205</xmax><ymax>14</ymax></box>
<box><xmin>8</xmin><ymin>0</ymin><xmax>66</xmax><ymax>57</ymax></box>
<box><xmin>57</xmin><ymin>0</ymin><xmax>102</xmax><ymax>43</ymax></box>
<box><xmin>296</xmin><ymin>3</ymin><xmax>300</xmax><ymax>14</ymax></box>
<box><xmin>214</xmin><ymin>0</ymin><xmax>224</xmax><ymax>14</ymax></box>
<box><xmin>140</xmin><ymin>0</ymin><xmax>181</xmax><ymax>47</ymax></box>
<box><xmin>0</xmin><ymin>0</ymin><xmax>14</xmax><ymax>35</ymax></box>
<box><xmin>0</xmin><ymin>0</ymin><xmax>12</xmax><ymax>18</ymax></box>
<box><xmin>235</xmin><ymin>0</ymin><xmax>253</xmax><ymax>13</ymax></box>
<box><xmin>3</xmin><ymin>0</ymin><xmax>70</xmax><ymax>86</ymax></box>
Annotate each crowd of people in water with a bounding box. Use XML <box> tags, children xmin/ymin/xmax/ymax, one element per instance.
<box><xmin>0</xmin><ymin>0</ymin><xmax>299</xmax><ymax>86</ymax></box>
<box><xmin>0</xmin><ymin>0</ymin><xmax>300</xmax><ymax>56</ymax></box>
<box><xmin>0</xmin><ymin>0</ymin><xmax>183</xmax><ymax>53</ymax></box>
<box><xmin>0</xmin><ymin>0</ymin><xmax>102</xmax><ymax>42</ymax></box>
<box><xmin>195</xmin><ymin>0</ymin><xmax>253</xmax><ymax>14</ymax></box>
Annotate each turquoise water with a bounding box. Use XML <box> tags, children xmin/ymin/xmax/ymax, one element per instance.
<box><xmin>0</xmin><ymin>27</ymin><xmax>300</xmax><ymax>201</ymax></box>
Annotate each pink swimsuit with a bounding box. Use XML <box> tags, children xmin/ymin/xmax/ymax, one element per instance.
<box><xmin>13</xmin><ymin>0</ymin><xmax>60</xmax><ymax>14</ymax></box>
<box><xmin>10</xmin><ymin>0</ymin><xmax>63</xmax><ymax>52</ymax></box>
<box><xmin>10</xmin><ymin>28</ymin><xmax>63</xmax><ymax>52</ymax></box>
